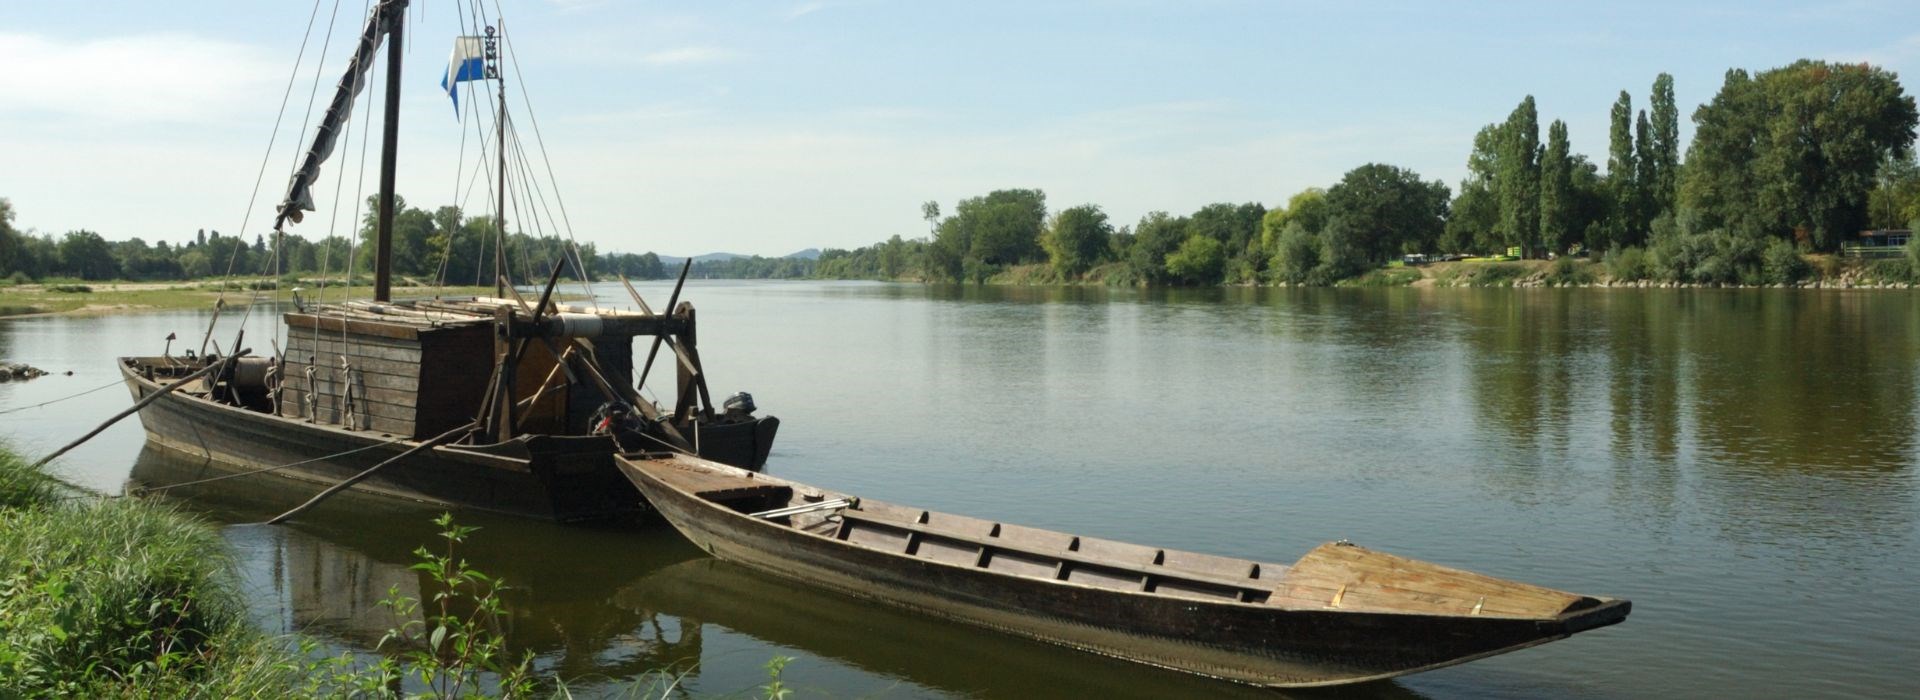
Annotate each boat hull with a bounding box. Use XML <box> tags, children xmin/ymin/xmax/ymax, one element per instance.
<box><xmin>123</xmin><ymin>359</ymin><xmax>639</xmax><ymax>521</ymax></box>
<box><xmin>619</xmin><ymin>456</ymin><xmax>1628</xmax><ymax>687</ymax></box>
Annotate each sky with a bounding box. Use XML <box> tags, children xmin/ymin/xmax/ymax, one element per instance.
<box><xmin>4</xmin><ymin>0</ymin><xmax>1920</xmax><ymax>258</ymax></box>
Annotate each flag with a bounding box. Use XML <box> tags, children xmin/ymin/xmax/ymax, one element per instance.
<box><xmin>440</xmin><ymin>36</ymin><xmax>486</xmax><ymax>116</ymax></box>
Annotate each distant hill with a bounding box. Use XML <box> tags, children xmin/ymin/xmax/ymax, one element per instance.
<box><xmin>659</xmin><ymin>249</ymin><xmax>821</xmax><ymax>265</ymax></box>
<box><xmin>657</xmin><ymin>252</ymin><xmax>749</xmax><ymax>266</ymax></box>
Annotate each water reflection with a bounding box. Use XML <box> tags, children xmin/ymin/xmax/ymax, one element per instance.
<box><xmin>131</xmin><ymin>447</ymin><xmax>1424</xmax><ymax>698</ymax></box>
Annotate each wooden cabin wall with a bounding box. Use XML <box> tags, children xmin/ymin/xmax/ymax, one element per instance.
<box><xmin>413</xmin><ymin>325</ymin><xmax>495</xmax><ymax>439</ymax></box>
<box><xmin>510</xmin><ymin>339</ymin><xmax>567</xmax><ymax>435</ymax></box>
<box><xmin>279</xmin><ymin>324</ymin><xmax>419</xmax><ymax>437</ymax></box>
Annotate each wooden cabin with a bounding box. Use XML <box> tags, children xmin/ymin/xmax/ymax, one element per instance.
<box><xmin>276</xmin><ymin>299</ymin><xmax>637</xmax><ymax>441</ymax></box>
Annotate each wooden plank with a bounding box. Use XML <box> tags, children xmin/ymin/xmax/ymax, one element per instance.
<box><xmin>282</xmin><ymin>313</ymin><xmax>422</xmax><ymax>341</ymax></box>
<box><xmin>283</xmin><ymin>355</ymin><xmax>422</xmax><ymax>380</ymax></box>
<box><xmin>287</xmin><ymin>325</ymin><xmax>433</xmax><ymax>350</ymax></box>
<box><xmin>281</xmin><ymin>365</ymin><xmax>420</xmax><ymax>392</ymax></box>
<box><xmin>284</xmin><ymin>340</ymin><xmax>424</xmax><ymax>362</ymax></box>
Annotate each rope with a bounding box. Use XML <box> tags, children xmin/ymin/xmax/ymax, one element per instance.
<box><xmin>0</xmin><ymin>378</ymin><xmax>123</xmax><ymax>415</ymax></box>
<box><xmin>495</xmin><ymin>10</ymin><xmax>599</xmax><ymax>309</ymax></box>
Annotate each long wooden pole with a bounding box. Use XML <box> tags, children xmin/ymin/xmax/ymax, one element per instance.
<box><xmin>373</xmin><ymin>1</ymin><xmax>404</xmax><ymax>303</ymax></box>
<box><xmin>33</xmin><ymin>354</ymin><xmax>246</xmax><ymax>470</ymax></box>
<box><xmin>264</xmin><ymin>421</ymin><xmax>476</xmax><ymax>525</ymax></box>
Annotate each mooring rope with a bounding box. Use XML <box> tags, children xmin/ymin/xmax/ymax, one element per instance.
<box><xmin>0</xmin><ymin>378</ymin><xmax>124</xmax><ymax>415</ymax></box>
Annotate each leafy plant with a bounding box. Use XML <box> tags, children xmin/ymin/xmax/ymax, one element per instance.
<box><xmin>378</xmin><ymin>513</ymin><xmax>536</xmax><ymax>698</ymax></box>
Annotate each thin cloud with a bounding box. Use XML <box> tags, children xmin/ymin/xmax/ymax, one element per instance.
<box><xmin>787</xmin><ymin>2</ymin><xmax>827</xmax><ymax>19</ymax></box>
<box><xmin>639</xmin><ymin>46</ymin><xmax>741</xmax><ymax>66</ymax></box>
<box><xmin>0</xmin><ymin>32</ymin><xmax>278</xmax><ymax>124</ymax></box>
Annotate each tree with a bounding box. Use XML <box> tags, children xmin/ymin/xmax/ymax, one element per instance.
<box><xmin>1268</xmin><ymin>222</ymin><xmax>1320</xmax><ymax>284</ymax></box>
<box><xmin>921</xmin><ymin>200</ymin><xmax>940</xmax><ymax>235</ymax></box>
<box><xmin>1128</xmin><ymin>211</ymin><xmax>1190</xmax><ymax>284</ymax></box>
<box><xmin>1324</xmin><ymin>163</ymin><xmax>1451</xmax><ymax>262</ymax></box>
<box><xmin>1163</xmin><ymin>235</ymin><xmax>1225</xmax><ymax>285</ymax></box>
<box><xmin>1042</xmin><ymin>204</ymin><xmax>1114</xmax><ymax>277</ymax></box>
<box><xmin>58</xmin><ymin>230</ymin><xmax>119</xmax><ymax>280</ymax></box>
<box><xmin>1497</xmin><ymin>97</ymin><xmax>1541</xmax><ymax>255</ymax></box>
<box><xmin>1539</xmin><ymin>120</ymin><xmax>1576</xmax><ymax>254</ymax></box>
<box><xmin>1869</xmin><ymin>152</ymin><xmax>1920</xmax><ymax>229</ymax></box>
<box><xmin>1682</xmin><ymin>60</ymin><xmax>1918</xmax><ymax>249</ymax></box>
<box><xmin>1634</xmin><ymin>110</ymin><xmax>1657</xmax><ymax>236</ymax></box>
<box><xmin>1607</xmin><ymin>90</ymin><xmax>1640</xmax><ymax>248</ymax></box>
<box><xmin>0</xmin><ymin>198</ymin><xmax>16</xmax><ymax>274</ymax></box>
<box><xmin>1650</xmin><ymin>73</ymin><xmax>1681</xmax><ymax>216</ymax></box>
<box><xmin>1260</xmin><ymin>188</ymin><xmax>1329</xmax><ymax>253</ymax></box>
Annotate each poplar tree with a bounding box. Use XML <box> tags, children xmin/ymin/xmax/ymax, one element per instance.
<box><xmin>1650</xmin><ymin>74</ymin><xmax>1681</xmax><ymax>216</ymax></box>
<box><xmin>1634</xmin><ymin>110</ymin><xmax>1657</xmax><ymax>236</ymax></box>
<box><xmin>1497</xmin><ymin>96</ymin><xmax>1541</xmax><ymax>256</ymax></box>
<box><xmin>1539</xmin><ymin>120</ymin><xmax>1575</xmax><ymax>254</ymax></box>
<box><xmin>1607</xmin><ymin>91</ymin><xmax>1638</xmax><ymax>248</ymax></box>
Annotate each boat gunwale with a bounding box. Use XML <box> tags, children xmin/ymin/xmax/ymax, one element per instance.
<box><xmin>117</xmin><ymin>356</ymin><xmax>536</xmax><ymax>473</ymax></box>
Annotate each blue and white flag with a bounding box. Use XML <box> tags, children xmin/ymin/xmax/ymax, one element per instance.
<box><xmin>440</xmin><ymin>36</ymin><xmax>486</xmax><ymax>116</ymax></box>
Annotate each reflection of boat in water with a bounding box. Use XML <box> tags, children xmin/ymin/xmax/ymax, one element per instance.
<box><xmin>130</xmin><ymin>447</ymin><xmax>707</xmax><ymax>680</ymax></box>
<box><xmin>619</xmin><ymin>454</ymin><xmax>1631</xmax><ymax>689</ymax></box>
<box><xmin>116</xmin><ymin>0</ymin><xmax>775</xmax><ymax>522</ymax></box>
<box><xmin>621</xmin><ymin>558</ymin><xmax>1435</xmax><ymax>700</ymax></box>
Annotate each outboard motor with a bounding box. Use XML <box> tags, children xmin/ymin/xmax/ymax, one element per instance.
<box><xmin>722</xmin><ymin>392</ymin><xmax>757</xmax><ymax>419</ymax></box>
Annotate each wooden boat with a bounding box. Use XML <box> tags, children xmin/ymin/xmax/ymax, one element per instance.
<box><xmin>617</xmin><ymin>454</ymin><xmax>1631</xmax><ymax>688</ymax></box>
<box><xmin>117</xmin><ymin>0</ymin><xmax>775</xmax><ymax>521</ymax></box>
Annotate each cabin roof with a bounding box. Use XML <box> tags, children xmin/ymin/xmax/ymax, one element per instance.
<box><xmin>288</xmin><ymin>297</ymin><xmax>652</xmax><ymax>331</ymax></box>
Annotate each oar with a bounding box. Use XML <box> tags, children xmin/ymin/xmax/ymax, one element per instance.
<box><xmin>636</xmin><ymin>259</ymin><xmax>691</xmax><ymax>392</ymax></box>
<box><xmin>33</xmin><ymin>352</ymin><xmax>247</xmax><ymax>470</ymax></box>
<box><xmin>263</xmin><ymin>421</ymin><xmax>477</xmax><ymax>525</ymax></box>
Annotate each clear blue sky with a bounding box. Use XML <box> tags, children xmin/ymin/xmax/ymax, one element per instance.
<box><xmin>3</xmin><ymin>1</ymin><xmax>1917</xmax><ymax>257</ymax></box>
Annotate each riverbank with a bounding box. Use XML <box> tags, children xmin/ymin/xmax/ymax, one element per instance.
<box><xmin>0</xmin><ymin>279</ymin><xmax>568</xmax><ymax>318</ymax></box>
<box><xmin>0</xmin><ymin>442</ymin><xmax>303</xmax><ymax>696</ymax></box>
<box><xmin>951</xmin><ymin>254</ymin><xmax>1920</xmax><ymax>289</ymax></box>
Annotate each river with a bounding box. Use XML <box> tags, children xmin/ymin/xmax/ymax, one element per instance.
<box><xmin>1</xmin><ymin>282</ymin><xmax>1916</xmax><ymax>698</ymax></box>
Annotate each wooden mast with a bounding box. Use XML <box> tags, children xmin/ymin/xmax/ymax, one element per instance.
<box><xmin>373</xmin><ymin>0</ymin><xmax>407</xmax><ymax>303</ymax></box>
<box><xmin>492</xmin><ymin>23</ymin><xmax>508</xmax><ymax>299</ymax></box>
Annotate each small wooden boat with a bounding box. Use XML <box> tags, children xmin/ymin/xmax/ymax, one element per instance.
<box><xmin>617</xmin><ymin>454</ymin><xmax>1630</xmax><ymax>688</ymax></box>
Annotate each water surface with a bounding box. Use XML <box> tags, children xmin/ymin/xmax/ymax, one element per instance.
<box><xmin>2</xmin><ymin>283</ymin><xmax>1916</xmax><ymax>698</ymax></box>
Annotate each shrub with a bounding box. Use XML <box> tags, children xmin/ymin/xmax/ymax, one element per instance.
<box><xmin>1543</xmin><ymin>257</ymin><xmax>1595</xmax><ymax>286</ymax></box>
<box><xmin>1868</xmin><ymin>258</ymin><xmax>1914</xmax><ymax>284</ymax></box>
<box><xmin>1605</xmin><ymin>246</ymin><xmax>1650</xmax><ymax>282</ymax></box>
<box><xmin>1763</xmin><ymin>239</ymin><xmax>1810</xmax><ymax>285</ymax></box>
<box><xmin>46</xmin><ymin>284</ymin><xmax>92</xmax><ymax>294</ymax></box>
<box><xmin>5</xmin><ymin>271</ymin><xmax>30</xmax><ymax>286</ymax></box>
<box><xmin>1473</xmin><ymin>262</ymin><xmax>1528</xmax><ymax>286</ymax></box>
<box><xmin>1163</xmin><ymin>235</ymin><xmax>1226</xmax><ymax>285</ymax></box>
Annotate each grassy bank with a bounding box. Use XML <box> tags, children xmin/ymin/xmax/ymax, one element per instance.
<box><xmin>0</xmin><ymin>443</ymin><xmax>780</xmax><ymax>698</ymax></box>
<box><xmin>0</xmin><ymin>279</ymin><xmax>566</xmax><ymax>318</ymax></box>
<box><xmin>0</xmin><ymin>446</ymin><xmax>301</xmax><ymax>696</ymax></box>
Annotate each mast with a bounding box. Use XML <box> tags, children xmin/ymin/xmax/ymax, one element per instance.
<box><xmin>491</xmin><ymin>24</ymin><xmax>507</xmax><ymax>298</ymax></box>
<box><xmin>373</xmin><ymin>1</ymin><xmax>406</xmax><ymax>302</ymax></box>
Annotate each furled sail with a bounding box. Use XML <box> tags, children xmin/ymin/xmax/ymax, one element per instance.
<box><xmin>274</xmin><ymin>0</ymin><xmax>407</xmax><ymax>231</ymax></box>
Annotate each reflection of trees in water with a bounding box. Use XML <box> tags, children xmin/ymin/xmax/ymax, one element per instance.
<box><xmin>1454</xmin><ymin>291</ymin><xmax>1595</xmax><ymax>506</ymax></box>
<box><xmin>1679</xmin><ymin>292</ymin><xmax>1918</xmax><ymax>550</ymax></box>
<box><xmin>1450</xmin><ymin>290</ymin><xmax>1917</xmax><ymax>549</ymax></box>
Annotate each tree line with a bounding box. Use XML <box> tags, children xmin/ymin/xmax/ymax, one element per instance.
<box><xmin>6</xmin><ymin>59</ymin><xmax>1917</xmax><ymax>288</ymax></box>
<box><xmin>693</xmin><ymin>60</ymin><xmax>1920</xmax><ymax>286</ymax></box>
<box><xmin>0</xmin><ymin>195</ymin><xmax>667</xmax><ymax>285</ymax></box>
